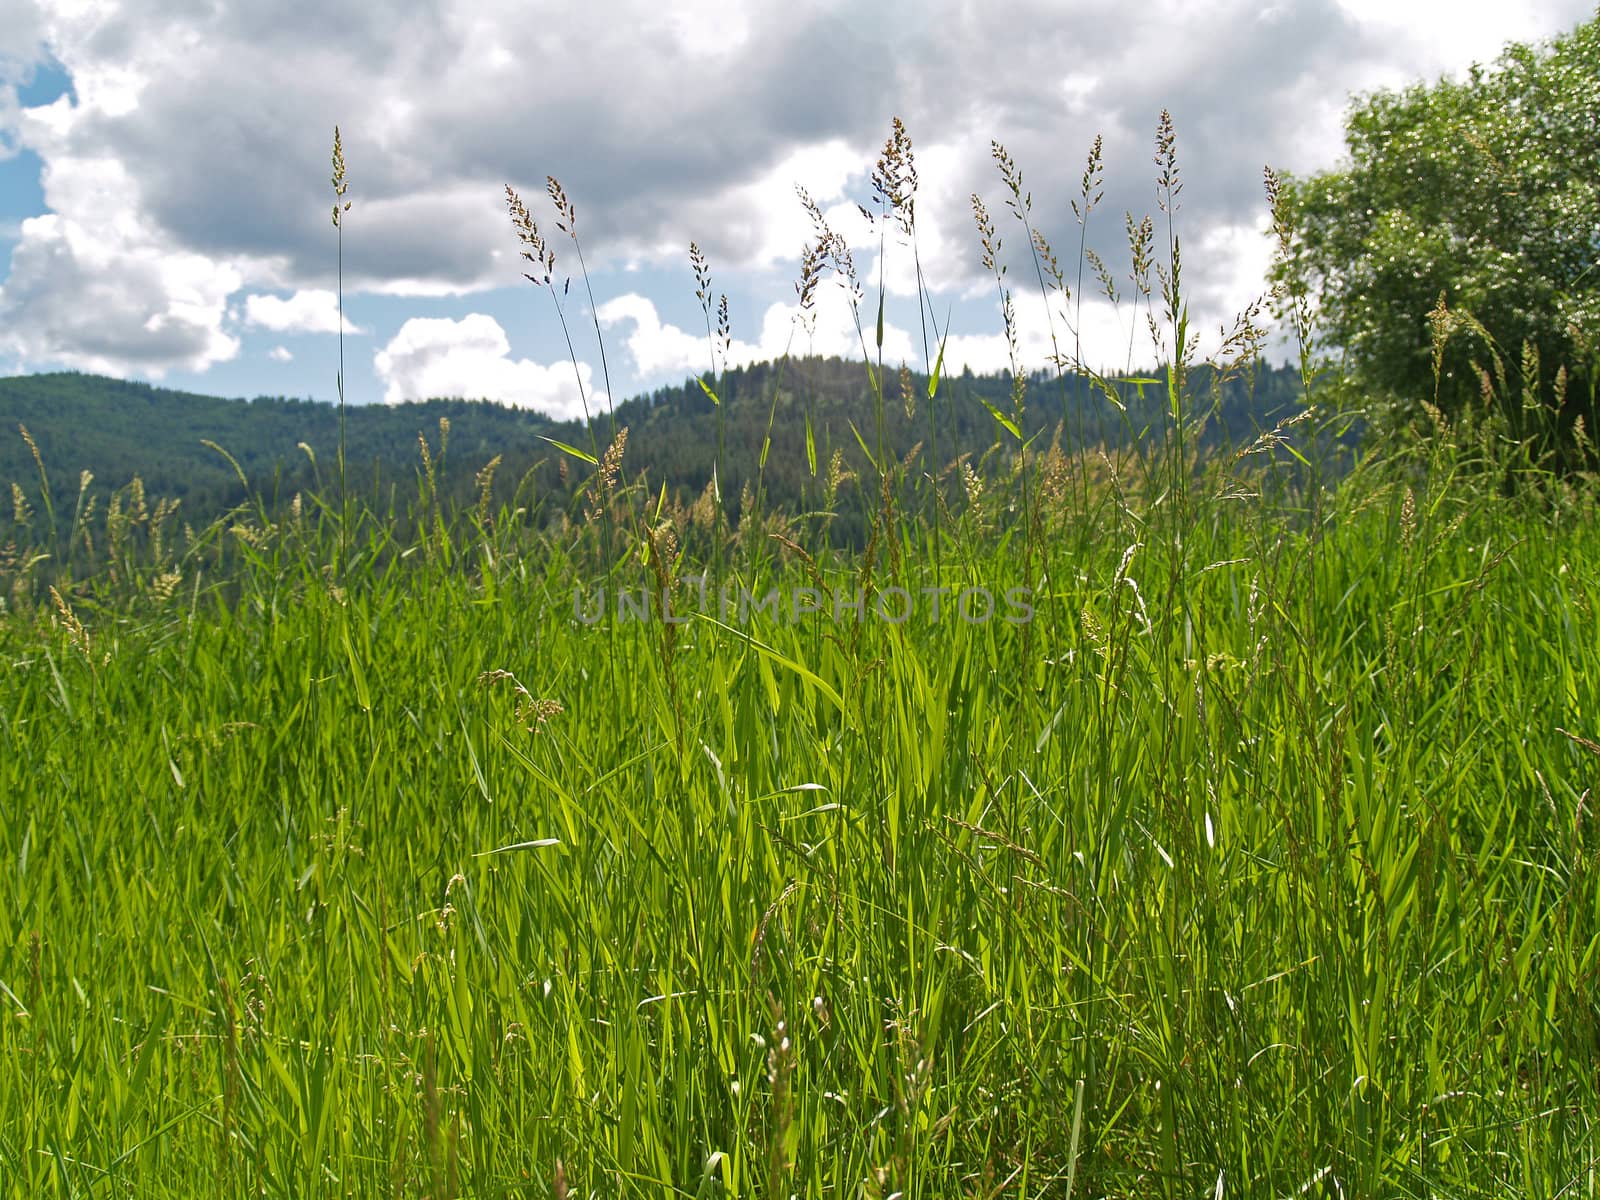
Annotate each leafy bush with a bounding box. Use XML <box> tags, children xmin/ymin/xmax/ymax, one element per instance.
<box><xmin>1274</xmin><ymin>13</ymin><xmax>1599</xmax><ymax>467</ymax></box>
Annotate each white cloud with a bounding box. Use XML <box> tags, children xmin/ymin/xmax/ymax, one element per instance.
<box><xmin>1</xmin><ymin>0</ymin><xmax>1594</xmax><ymax>388</ymax></box>
<box><xmin>937</xmin><ymin>289</ymin><xmax>1158</xmax><ymax>379</ymax></box>
<box><xmin>663</xmin><ymin>0</ymin><xmax>754</xmax><ymax>57</ymax></box>
<box><xmin>0</xmin><ymin>67</ymin><xmax>245</xmax><ymax>377</ymax></box>
<box><xmin>0</xmin><ymin>210</ymin><xmax>240</xmax><ymax>376</ymax></box>
<box><xmin>245</xmin><ymin>289</ymin><xmax>363</xmax><ymax>335</ymax></box>
<box><xmin>599</xmin><ymin>284</ymin><xmax>919</xmax><ymax>383</ymax></box>
<box><xmin>1332</xmin><ymin>0</ymin><xmax>1584</xmax><ymax>73</ymax></box>
<box><xmin>269</xmin><ymin>345</ymin><xmax>292</xmax><ymax>362</ymax></box>
<box><xmin>594</xmin><ymin>294</ymin><xmax>707</xmax><ymax>377</ymax></box>
<box><xmin>0</xmin><ymin>90</ymin><xmax>20</xmax><ymax>162</ymax></box>
<box><xmin>0</xmin><ymin>8</ymin><xmax>46</xmax><ymax>80</ymax></box>
<box><xmin>373</xmin><ymin>313</ymin><xmax>600</xmax><ymax>420</ymax></box>
<box><xmin>596</xmin><ymin>260</ymin><xmax>1275</xmax><ymax>392</ymax></box>
<box><xmin>672</xmin><ymin>137</ymin><xmax>865</xmax><ymax>270</ymax></box>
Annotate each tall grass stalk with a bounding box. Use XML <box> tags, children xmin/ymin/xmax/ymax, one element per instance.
<box><xmin>331</xmin><ymin>127</ymin><xmax>351</xmax><ymax>577</ymax></box>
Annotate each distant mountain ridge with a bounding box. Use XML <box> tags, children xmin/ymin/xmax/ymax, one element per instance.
<box><xmin>1</xmin><ymin>359</ymin><xmax>1316</xmax><ymax>539</ymax></box>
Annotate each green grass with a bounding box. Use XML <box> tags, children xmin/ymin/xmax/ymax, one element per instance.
<box><xmin>2</xmin><ymin>118</ymin><xmax>1599</xmax><ymax>1198</ymax></box>
<box><xmin>4</xmin><ymin>434</ymin><xmax>1598</xmax><ymax>1197</ymax></box>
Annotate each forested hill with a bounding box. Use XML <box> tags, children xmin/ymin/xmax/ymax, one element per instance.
<box><xmin>1</xmin><ymin>358</ymin><xmax>1316</xmax><ymax>537</ymax></box>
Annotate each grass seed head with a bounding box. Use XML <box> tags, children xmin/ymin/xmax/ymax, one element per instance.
<box><xmin>586</xmin><ymin>426</ymin><xmax>627</xmax><ymax>525</ymax></box>
<box><xmin>506</xmin><ymin>185</ymin><xmax>555</xmax><ymax>283</ymax></box>
<box><xmin>49</xmin><ymin>584</ymin><xmax>92</xmax><ymax>661</ymax></box>
<box><xmin>971</xmin><ymin>193</ymin><xmax>998</xmax><ymax>273</ymax></box>
<box><xmin>19</xmin><ymin>424</ymin><xmax>43</xmax><ymax>475</ymax></box>
<box><xmin>547</xmin><ymin>175</ymin><xmax>574</xmax><ymax>235</ymax></box>
<box><xmin>475</xmin><ymin>455</ymin><xmax>503</xmax><ymax>524</ymax></box>
<box><xmin>1074</xmin><ymin>134</ymin><xmax>1105</xmax><ymax>222</ymax></box>
<box><xmin>331</xmin><ymin>126</ymin><xmax>351</xmax><ymax>227</ymax></box>
<box><xmin>992</xmin><ymin>139</ymin><xmax>1026</xmax><ymax>220</ymax></box>
<box><xmin>1155</xmin><ymin>108</ymin><xmax>1181</xmax><ymax>210</ymax></box>
<box><xmin>794</xmin><ymin>239</ymin><xmax>823</xmax><ymax>320</ymax></box>
<box><xmin>690</xmin><ymin>241</ymin><xmax>711</xmax><ymax>305</ymax></box>
<box><xmin>869</xmin><ymin>116</ymin><xmax>918</xmax><ymax>235</ymax></box>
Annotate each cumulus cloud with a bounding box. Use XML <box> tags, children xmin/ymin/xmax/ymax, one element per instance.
<box><xmin>373</xmin><ymin>313</ymin><xmax>599</xmax><ymax>419</ymax></box>
<box><xmin>268</xmin><ymin>345</ymin><xmax>292</xmax><ymax>362</ymax></box>
<box><xmin>0</xmin><ymin>91</ymin><xmax>21</xmax><ymax>162</ymax></box>
<box><xmin>0</xmin><ymin>62</ymin><xmax>248</xmax><ymax>376</ymax></box>
<box><xmin>0</xmin><ymin>9</ymin><xmax>46</xmax><ymax>86</ymax></box>
<box><xmin>0</xmin><ymin>0</ymin><xmax>1591</xmax><ymax>381</ymax></box>
<box><xmin>19</xmin><ymin>0</ymin><xmax>1566</xmax><ymax>290</ymax></box>
<box><xmin>0</xmin><ymin>211</ymin><xmax>240</xmax><ymax>376</ymax></box>
<box><xmin>594</xmin><ymin>275</ymin><xmax>1203</xmax><ymax>385</ymax></box>
<box><xmin>595</xmin><ymin>294</ymin><xmax>708</xmax><ymax>378</ymax></box>
<box><xmin>599</xmin><ymin>285</ymin><xmax>919</xmax><ymax>379</ymax></box>
<box><xmin>245</xmin><ymin>289</ymin><xmax>363</xmax><ymax>335</ymax></box>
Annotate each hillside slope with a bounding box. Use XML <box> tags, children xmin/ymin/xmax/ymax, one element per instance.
<box><xmin>1</xmin><ymin>358</ymin><xmax>1316</xmax><ymax>539</ymax></box>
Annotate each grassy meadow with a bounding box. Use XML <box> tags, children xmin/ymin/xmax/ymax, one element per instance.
<box><xmin>2</xmin><ymin>125</ymin><xmax>1599</xmax><ymax>1199</ymax></box>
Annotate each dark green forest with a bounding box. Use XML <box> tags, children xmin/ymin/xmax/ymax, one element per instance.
<box><xmin>2</xmin><ymin>357</ymin><xmax>1322</xmax><ymax>549</ymax></box>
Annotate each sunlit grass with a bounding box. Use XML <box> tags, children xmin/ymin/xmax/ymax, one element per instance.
<box><xmin>1</xmin><ymin>116</ymin><xmax>1598</xmax><ymax>1199</ymax></box>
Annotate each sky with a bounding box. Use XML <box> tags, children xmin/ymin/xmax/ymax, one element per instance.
<box><xmin>0</xmin><ymin>0</ymin><xmax>1594</xmax><ymax>418</ymax></box>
